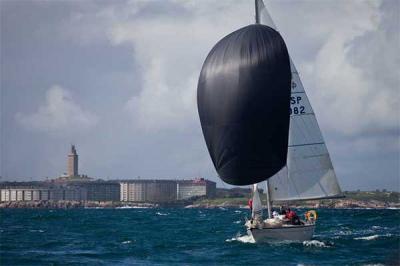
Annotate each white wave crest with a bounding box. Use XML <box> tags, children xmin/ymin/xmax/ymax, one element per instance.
<box><xmin>29</xmin><ymin>229</ymin><xmax>44</xmax><ymax>233</ymax></box>
<box><xmin>234</xmin><ymin>210</ymin><xmax>242</xmax><ymax>213</ymax></box>
<box><xmin>336</xmin><ymin>230</ymin><xmax>353</xmax><ymax>236</ymax></box>
<box><xmin>302</xmin><ymin>240</ymin><xmax>327</xmax><ymax>248</ymax></box>
<box><xmin>233</xmin><ymin>220</ymin><xmax>241</xmax><ymax>224</ymax></box>
<box><xmin>354</xmin><ymin>235</ymin><xmax>379</xmax><ymax>240</ymax></box>
<box><xmin>226</xmin><ymin>234</ymin><xmax>255</xmax><ymax>244</ymax></box>
<box><xmin>156</xmin><ymin>212</ymin><xmax>168</xmax><ymax>216</ymax></box>
<box><xmin>116</xmin><ymin>206</ymin><xmax>149</xmax><ymax>209</ymax></box>
<box><xmin>122</xmin><ymin>240</ymin><xmax>131</xmax><ymax>244</ymax></box>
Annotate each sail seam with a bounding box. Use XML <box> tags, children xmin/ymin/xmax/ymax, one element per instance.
<box><xmin>288</xmin><ymin>142</ymin><xmax>324</xmax><ymax>147</ymax></box>
<box><xmin>290</xmin><ymin>113</ymin><xmax>315</xmax><ymax>117</ymax></box>
<box><xmin>272</xmin><ymin>194</ymin><xmax>345</xmax><ymax>202</ymax></box>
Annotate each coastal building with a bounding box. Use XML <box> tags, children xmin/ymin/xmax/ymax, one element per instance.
<box><xmin>0</xmin><ymin>187</ymin><xmax>83</xmax><ymax>201</ymax></box>
<box><xmin>120</xmin><ymin>180</ymin><xmax>177</xmax><ymax>202</ymax></box>
<box><xmin>67</xmin><ymin>145</ymin><xmax>79</xmax><ymax>177</ymax></box>
<box><xmin>79</xmin><ymin>181</ymin><xmax>120</xmax><ymax>201</ymax></box>
<box><xmin>48</xmin><ymin>180</ymin><xmax>120</xmax><ymax>201</ymax></box>
<box><xmin>8</xmin><ymin>188</ymin><xmax>46</xmax><ymax>201</ymax></box>
<box><xmin>0</xmin><ymin>183</ymin><xmax>119</xmax><ymax>202</ymax></box>
<box><xmin>177</xmin><ymin>178</ymin><xmax>216</xmax><ymax>200</ymax></box>
<box><xmin>1</xmin><ymin>146</ymin><xmax>118</xmax><ymax>202</ymax></box>
<box><xmin>0</xmin><ymin>178</ymin><xmax>216</xmax><ymax>203</ymax></box>
<box><xmin>120</xmin><ymin>178</ymin><xmax>216</xmax><ymax>202</ymax></box>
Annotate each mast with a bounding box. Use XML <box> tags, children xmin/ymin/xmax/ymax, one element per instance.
<box><xmin>256</xmin><ymin>0</ymin><xmax>272</xmax><ymax>218</ymax></box>
<box><xmin>255</xmin><ymin>0</ymin><xmax>260</xmax><ymax>24</ymax></box>
<box><xmin>265</xmin><ymin>180</ymin><xmax>272</xmax><ymax>218</ymax></box>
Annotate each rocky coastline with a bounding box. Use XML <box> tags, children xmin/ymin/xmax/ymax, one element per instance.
<box><xmin>1</xmin><ymin>198</ymin><xmax>399</xmax><ymax>209</ymax></box>
<box><xmin>185</xmin><ymin>199</ymin><xmax>400</xmax><ymax>209</ymax></box>
<box><xmin>0</xmin><ymin>201</ymin><xmax>158</xmax><ymax>209</ymax></box>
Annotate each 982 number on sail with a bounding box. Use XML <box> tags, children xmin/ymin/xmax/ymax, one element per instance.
<box><xmin>290</xmin><ymin>106</ymin><xmax>305</xmax><ymax>115</ymax></box>
<box><xmin>290</xmin><ymin>96</ymin><xmax>306</xmax><ymax>115</ymax></box>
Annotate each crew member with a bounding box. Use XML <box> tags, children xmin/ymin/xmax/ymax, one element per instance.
<box><xmin>248</xmin><ymin>199</ymin><xmax>253</xmax><ymax>212</ymax></box>
<box><xmin>286</xmin><ymin>208</ymin><xmax>301</xmax><ymax>225</ymax></box>
<box><xmin>279</xmin><ymin>206</ymin><xmax>287</xmax><ymax>215</ymax></box>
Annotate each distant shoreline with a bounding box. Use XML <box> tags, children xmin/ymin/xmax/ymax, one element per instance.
<box><xmin>0</xmin><ymin>198</ymin><xmax>399</xmax><ymax>209</ymax></box>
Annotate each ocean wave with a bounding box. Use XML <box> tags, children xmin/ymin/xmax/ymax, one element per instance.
<box><xmin>156</xmin><ymin>212</ymin><xmax>169</xmax><ymax>216</ymax></box>
<box><xmin>121</xmin><ymin>240</ymin><xmax>132</xmax><ymax>244</ymax></box>
<box><xmin>116</xmin><ymin>206</ymin><xmax>149</xmax><ymax>209</ymax></box>
<box><xmin>354</xmin><ymin>235</ymin><xmax>379</xmax><ymax>240</ymax></box>
<box><xmin>233</xmin><ymin>220</ymin><xmax>241</xmax><ymax>224</ymax></box>
<box><xmin>234</xmin><ymin>210</ymin><xmax>242</xmax><ymax>213</ymax></box>
<box><xmin>29</xmin><ymin>229</ymin><xmax>44</xmax><ymax>233</ymax></box>
<box><xmin>302</xmin><ymin>240</ymin><xmax>329</xmax><ymax>248</ymax></box>
<box><xmin>226</xmin><ymin>234</ymin><xmax>255</xmax><ymax>244</ymax></box>
<box><xmin>336</xmin><ymin>230</ymin><xmax>353</xmax><ymax>236</ymax></box>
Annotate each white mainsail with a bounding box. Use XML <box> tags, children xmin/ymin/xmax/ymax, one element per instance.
<box><xmin>257</xmin><ymin>0</ymin><xmax>342</xmax><ymax>201</ymax></box>
<box><xmin>251</xmin><ymin>184</ymin><xmax>263</xmax><ymax>220</ymax></box>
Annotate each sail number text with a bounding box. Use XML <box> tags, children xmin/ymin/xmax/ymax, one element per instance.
<box><xmin>290</xmin><ymin>96</ymin><xmax>306</xmax><ymax>115</ymax></box>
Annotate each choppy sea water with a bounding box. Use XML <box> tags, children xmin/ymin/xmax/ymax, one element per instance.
<box><xmin>1</xmin><ymin>208</ymin><xmax>399</xmax><ymax>265</ymax></box>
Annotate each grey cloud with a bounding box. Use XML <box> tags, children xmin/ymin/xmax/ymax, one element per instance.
<box><xmin>1</xmin><ymin>0</ymin><xmax>398</xmax><ymax>191</ymax></box>
<box><xmin>15</xmin><ymin>85</ymin><xmax>99</xmax><ymax>134</ymax></box>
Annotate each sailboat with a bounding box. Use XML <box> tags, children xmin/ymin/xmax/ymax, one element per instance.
<box><xmin>197</xmin><ymin>0</ymin><xmax>342</xmax><ymax>242</ymax></box>
<box><xmin>244</xmin><ymin>0</ymin><xmax>343</xmax><ymax>242</ymax></box>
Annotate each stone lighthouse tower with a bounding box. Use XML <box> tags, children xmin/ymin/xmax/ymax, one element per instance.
<box><xmin>67</xmin><ymin>145</ymin><xmax>78</xmax><ymax>177</ymax></box>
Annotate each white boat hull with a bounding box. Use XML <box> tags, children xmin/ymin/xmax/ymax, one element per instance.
<box><xmin>248</xmin><ymin>224</ymin><xmax>315</xmax><ymax>242</ymax></box>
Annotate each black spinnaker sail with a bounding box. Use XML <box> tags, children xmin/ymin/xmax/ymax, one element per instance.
<box><xmin>197</xmin><ymin>24</ymin><xmax>291</xmax><ymax>185</ymax></box>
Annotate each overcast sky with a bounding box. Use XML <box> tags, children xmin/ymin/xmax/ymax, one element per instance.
<box><xmin>1</xmin><ymin>0</ymin><xmax>399</xmax><ymax>191</ymax></box>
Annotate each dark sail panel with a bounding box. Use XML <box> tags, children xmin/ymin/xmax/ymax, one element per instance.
<box><xmin>197</xmin><ymin>24</ymin><xmax>291</xmax><ymax>185</ymax></box>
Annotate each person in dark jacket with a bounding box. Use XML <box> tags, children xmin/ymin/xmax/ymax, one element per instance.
<box><xmin>279</xmin><ymin>206</ymin><xmax>287</xmax><ymax>215</ymax></box>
